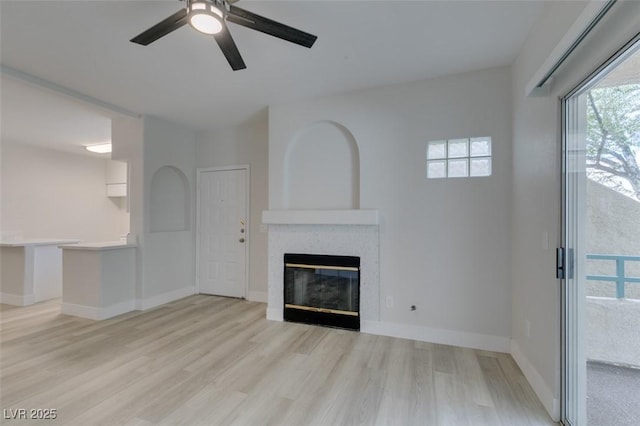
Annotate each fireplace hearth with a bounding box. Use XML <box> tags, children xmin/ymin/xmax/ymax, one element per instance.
<box><xmin>283</xmin><ymin>253</ymin><xmax>360</xmax><ymax>330</ymax></box>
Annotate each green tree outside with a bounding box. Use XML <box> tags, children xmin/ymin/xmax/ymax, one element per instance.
<box><xmin>586</xmin><ymin>83</ymin><xmax>640</xmax><ymax>201</ymax></box>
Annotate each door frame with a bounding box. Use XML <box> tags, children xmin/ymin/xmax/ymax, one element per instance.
<box><xmin>195</xmin><ymin>165</ymin><xmax>251</xmax><ymax>298</ymax></box>
<box><xmin>560</xmin><ymin>92</ymin><xmax>587</xmax><ymax>426</ymax></box>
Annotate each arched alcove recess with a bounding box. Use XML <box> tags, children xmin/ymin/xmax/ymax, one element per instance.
<box><xmin>150</xmin><ymin>166</ymin><xmax>191</xmax><ymax>232</ymax></box>
<box><xmin>284</xmin><ymin>121</ymin><xmax>360</xmax><ymax>209</ymax></box>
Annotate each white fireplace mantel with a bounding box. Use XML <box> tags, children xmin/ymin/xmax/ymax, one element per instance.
<box><xmin>262</xmin><ymin>209</ymin><xmax>379</xmax><ymax>226</ymax></box>
<box><xmin>265</xmin><ymin>212</ymin><xmax>380</xmax><ymax>323</ymax></box>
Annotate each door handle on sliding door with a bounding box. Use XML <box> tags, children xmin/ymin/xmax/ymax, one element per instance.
<box><xmin>557</xmin><ymin>248</ymin><xmax>565</xmax><ymax>279</ymax></box>
<box><xmin>557</xmin><ymin>247</ymin><xmax>574</xmax><ymax>279</ymax></box>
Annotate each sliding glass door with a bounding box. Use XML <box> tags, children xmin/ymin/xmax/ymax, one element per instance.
<box><xmin>562</xmin><ymin>38</ymin><xmax>640</xmax><ymax>426</ymax></box>
<box><xmin>562</xmin><ymin>85</ymin><xmax>588</xmax><ymax>426</ymax></box>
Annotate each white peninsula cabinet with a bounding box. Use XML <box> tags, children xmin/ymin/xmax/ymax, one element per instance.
<box><xmin>59</xmin><ymin>241</ymin><xmax>136</xmax><ymax>320</ymax></box>
<box><xmin>1</xmin><ymin>239</ymin><xmax>79</xmax><ymax>306</ymax></box>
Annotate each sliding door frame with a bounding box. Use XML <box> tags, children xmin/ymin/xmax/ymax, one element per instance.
<box><xmin>560</xmin><ymin>33</ymin><xmax>640</xmax><ymax>426</ymax></box>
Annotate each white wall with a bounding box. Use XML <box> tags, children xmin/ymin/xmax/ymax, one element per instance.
<box><xmin>511</xmin><ymin>0</ymin><xmax>640</xmax><ymax>419</ymax></box>
<box><xmin>0</xmin><ymin>141</ymin><xmax>128</xmax><ymax>242</ymax></box>
<box><xmin>112</xmin><ymin>116</ymin><xmax>145</xmax><ymax>301</ymax></box>
<box><xmin>587</xmin><ymin>180</ymin><xmax>640</xmax><ymax>295</ymax></box>
<box><xmin>269</xmin><ymin>66</ymin><xmax>514</xmax><ymax>342</ymax></box>
<box><xmin>196</xmin><ymin>109</ymin><xmax>269</xmax><ymax>302</ymax></box>
<box><xmin>141</xmin><ymin>116</ymin><xmax>197</xmax><ymax>304</ymax></box>
<box><xmin>285</xmin><ymin>121</ymin><xmax>360</xmax><ymax>209</ymax></box>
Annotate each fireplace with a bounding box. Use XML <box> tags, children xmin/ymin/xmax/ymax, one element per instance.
<box><xmin>283</xmin><ymin>253</ymin><xmax>360</xmax><ymax>330</ymax></box>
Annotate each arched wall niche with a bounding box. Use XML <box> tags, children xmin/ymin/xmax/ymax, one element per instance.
<box><xmin>284</xmin><ymin>121</ymin><xmax>360</xmax><ymax>210</ymax></box>
<box><xmin>149</xmin><ymin>165</ymin><xmax>191</xmax><ymax>232</ymax></box>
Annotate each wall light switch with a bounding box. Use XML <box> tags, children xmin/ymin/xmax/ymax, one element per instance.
<box><xmin>385</xmin><ymin>296</ymin><xmax>394</xmax><ymax>308</ymax></box>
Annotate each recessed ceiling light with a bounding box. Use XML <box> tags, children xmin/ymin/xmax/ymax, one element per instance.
<box><xmin>85</xmin><ymin>143</ymin><xmax>112</xmax><ymax>154</ymax></box>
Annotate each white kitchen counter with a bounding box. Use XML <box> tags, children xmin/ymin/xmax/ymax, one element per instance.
<box><xmin>59</xmin><ymin>241</ymin><xmax>136</xmax><ymax>251</ymax></box>
<box><xmin>1</xmin><ymin>238</ymin><xmax>79</xmax><ymax>247</ymax></box>
<box><xmin>60</xmin><ymin>242</ymin><xmax>136</xmax><ymax>320</ymax></box>
<box><xmin>0</xmin><ymin>239</ymin><xmax>80</xmax><ymax>306</ymax></box>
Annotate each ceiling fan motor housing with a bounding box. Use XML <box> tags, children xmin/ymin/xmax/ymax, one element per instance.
<box><xmin>187</xmin><ymin>0</ymin><xmax>228</xmax><ymax>34</ymax></box>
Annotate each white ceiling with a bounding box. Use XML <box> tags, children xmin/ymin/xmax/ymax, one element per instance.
<box><xmin>1</xmin><ymin>0</ymin><xmax>544</xmax><ymax>151</ymax></box>
<box><xmin>1</xmin><ymin>74</ymin><xmax>112</xmax><ymax>155</ymax></box>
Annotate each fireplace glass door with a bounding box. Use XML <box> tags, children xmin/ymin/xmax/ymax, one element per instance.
<box><xmin>283</xmin><ymin>253</ymin><xmax>360</xmax><ymax>330</ymax></box>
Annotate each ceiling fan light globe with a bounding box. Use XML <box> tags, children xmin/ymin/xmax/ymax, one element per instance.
<box><xmin>188</xmin><ymin>1</ymin><xmax>224</xmax><ymax>35</ymax></box>
<box><xmin>190</xmin><ymin>14</ymin><xmax>223</xmax><ymax>34</ymax></box>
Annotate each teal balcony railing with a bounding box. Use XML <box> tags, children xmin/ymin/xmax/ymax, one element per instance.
<box><xmin>586</xmin><ymin>254</ymin><xmax>640</xmax><ymax>298</ymax></box>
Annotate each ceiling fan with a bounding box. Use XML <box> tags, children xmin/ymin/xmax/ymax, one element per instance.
<box><xmin>130</xmin><ymin>0</ymin><xmax>317</xmax><ymax>71</ymax></box>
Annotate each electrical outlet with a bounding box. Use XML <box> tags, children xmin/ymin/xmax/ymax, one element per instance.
<box><xmin>385</xmin><ymin>296</ymin><xmax>394</xmax><ymax>308</ymax></box>
<box><xmin>525</xmin><ymin>320</ymin><xmax>531</xmax><ymax>338</ymax></box>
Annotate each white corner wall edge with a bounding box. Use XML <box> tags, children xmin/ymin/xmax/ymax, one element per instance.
<box><xmin>248</xmin><ymin>291</ymin><xmax>268</xmax><ymax>303</ymax></box>
<box><xmin>361</xmin><ymin>320</ymin><xmax>511</xmax><ymax>353</ymax></box>
<box><xmin>262</xmin><ymin>210</ymin><xmax>379</xmax><ymax>225</ymax></box>
<box><xmin>137</xmin><ymin>286</ymin><xmax>197</xmax><ymax>311</ymax></box>
<box><xmin>61</xmin><ymin>303</ymin><xmax>102</xmax><ymax>320</ymax></box>
<box><xmin>525</xmin><ymin>0</ymin><xmax>615</xmax><ymax>96</ymax></box>
<box><xmin>510</xmin><ymin>339</ymin><xmax>561</xmax><ymax>422</ymax></box>
<box><xmin>0</xmin><ymin>293</ymin><xmax>36</xmax><ymax>306</ymax></box>
<box><xmin>61</xmin><ymin>300</ymin><xmax>135</xmax><ymax>320</ymax></box>
<box><xmin>266</xmin><ymin>307</ymin><xmax>284</xmax><ymax>321</ymax></box>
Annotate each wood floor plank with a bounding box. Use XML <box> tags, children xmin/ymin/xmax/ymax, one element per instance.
<box><xmin>453</xmin><ymin>346</ymin><xmax>495</xmax><ymax>407</ymax></box>
<box><xmin>160</xmin><ymin>384</ymin><xmax>247</xmax><ymax>426</ymax></box>
<box><xmin>21</xmin><ymin>356</ymin><xmax>151</xmax><ymax>424</ymax></box>
<box><xmin>478</xmin><ymin>354</ymin><xmax>549</xmax><ymax>425</ymax></box>
<box><xmin>0</xmin><ymin>296</ymin><xmax>557</xmax><ymax>425</ymax></box>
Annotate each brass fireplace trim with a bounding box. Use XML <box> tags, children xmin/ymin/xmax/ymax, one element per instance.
<box><xmin>285</xmin><ymin>304</ymin><xmax>359</xmax><ymax>317</ymax></box>
<box><xmin>285</xmin><ymin>263</ymin><xmax>359</xmax><ymax>272</ymax></box>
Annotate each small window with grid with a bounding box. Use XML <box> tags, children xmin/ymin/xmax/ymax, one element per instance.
<box><xmin>426</xmin><ymin>137</ymin><xmax>492</xmax><ymax>179</ymax></box>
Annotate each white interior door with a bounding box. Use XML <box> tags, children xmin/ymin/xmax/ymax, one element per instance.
<box><xmin>197</xmin><ymin>167</ymin><xmax>248</xmax><ymax>298</ymax></box>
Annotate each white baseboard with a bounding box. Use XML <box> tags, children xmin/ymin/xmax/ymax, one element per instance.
<box><xmin>137</xmin><ymin>286</ymin><xmax>196</xmax><ymax>311</ymax></box>
<box><xmin>102</xmin><ymin>300</ymin><xmax>137</xmax><ymax>319</ymax></box>
<box><xmin>266</xmin><ymin>307</ymin><xmax>283</xmax><ymax>321</ymax></box>
<box><xmin>510</xmin><ymin>340</ymin><xmax>560</xmax><ymax>421</ymax></box>
<box><xmin>360</xmin><ymin>320</ymin><xmax>511</xmax><ymax>353</ymax></box>
<box><xmin>247</xmin><ymin>291</ymin><xmax>267</xmax><ymax>303</ymax></box>
<box><xmin>61</xmin><ymin>303</ymin><xmax>101</xmax><ymax>320</ymax></box>
<box><xmin>61</xmin><ymin>300</ymin><xmax>136</xmax><ymax>320</ymax></box>
<box><xmin>0</xmin><ymin>292</ymin><xmax>35</xmax><ymax>306</ymax></box>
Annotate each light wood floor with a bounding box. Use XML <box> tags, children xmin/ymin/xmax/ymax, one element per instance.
<box><xmin>1</xmin><ymin>295</ymin><xmax>557</xmax><ymax>425</ymax></box>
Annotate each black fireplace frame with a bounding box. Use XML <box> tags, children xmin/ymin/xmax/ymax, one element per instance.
<box><xmin>283</xmin><ymin>253</ymin><xmax>360</xmax><ymax>331</ymax></box>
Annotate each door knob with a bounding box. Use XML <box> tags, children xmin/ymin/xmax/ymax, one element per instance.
<box><xmin>239</xmin><ymin>238</ymin><xmax>245</xmax><ymax>243</ymax></box>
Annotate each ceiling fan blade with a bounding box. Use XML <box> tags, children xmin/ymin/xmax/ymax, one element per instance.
<box><xmin>130</xmin><ymin>9</ymin><xmax>188</xmax><ymax>46</ymax></box>
<box><xmin>227</xmin><ymin>5</ymin><xmax>317</xmax><ymax>48</ymax></box>
<box><xmin>214</xmin><ymin>25</ymin><xmax>247</xmax><ymax>71</ymax></box>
